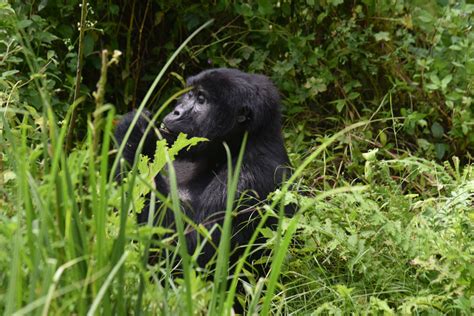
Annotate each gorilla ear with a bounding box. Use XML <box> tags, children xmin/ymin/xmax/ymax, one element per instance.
<box><xmin>237</xmin><ymin>106</ymin><xmax>251</xmax><ymax>124</ymax></box>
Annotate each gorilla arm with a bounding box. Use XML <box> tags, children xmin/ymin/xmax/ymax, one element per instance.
<box><xmin>114</xmin><ymin>110</ymin><xmax>177</xmax><ymax>172</ymax></box>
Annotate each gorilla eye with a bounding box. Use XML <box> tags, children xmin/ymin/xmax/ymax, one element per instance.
<box><xmin>196</xmin><ymin>91</ymin><xmax>206</xmax><ymax>104</ymax></box>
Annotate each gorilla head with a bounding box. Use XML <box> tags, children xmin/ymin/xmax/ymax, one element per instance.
<box><xmin>162</xmin><ymin>68</ymin><xmax>282</xmax><ymax>144</ymax></box>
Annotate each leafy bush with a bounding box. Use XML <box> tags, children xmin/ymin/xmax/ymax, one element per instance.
<box><xmin>280</xmin><ymin>157</ymin><xmax>473</xmax><ymax>314</ymax></box>
<box><xmin>4</xmin><ymin>1</ymin><xmax>474</xmax><ymax>159</ymax></box>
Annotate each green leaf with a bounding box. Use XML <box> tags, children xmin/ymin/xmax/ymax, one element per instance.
<box><xmin>329</xmin><ymin>0</ymin><xmax>344</xmax><ymax>6</ymax></box>
<box><xmin>131</xmin><ymin>134</ymin><xmax>207</xmax><ymax>213</ymax></box>
<box><xmin>425</xmin><ymin>83</ymin><xmax>439</xmax><ymax>90</ymax></box>
<box><xmin>429</xmin><ymin>73</ymin><xmax>441</xmax><ymax>86</ymax></box>
<box><xmin>1</xmin><ymin>70</ymin><xmax>19</xmax><ymax>78</ymax></box>
<box><xmin>374</xmin><ymin>31</ymin><xmax>391</xmax><ymax>42</ymax></box>
<box><xmin>369</xmin><ymin>297</ymin><xmax>394</xmax><ymax>313</ymax></box>
<box><xmin>347</xmin><ymin>91</ymin><xmax>360</xmax><ymax>100</ymax></box>
<box><xmin>335</xmin><ymin>100</ymin><xmax>345</xmax><ymax>113</ymax></box>
<box><xmin>17</xmin><ymin>19</ymin><xmax>32</xmax><ymax>29</ymax></box>
<box><xmin>317</xmin><ymin>11</ymin><xmax>328</xmax><ymax>23</ymax></box>
<box><xmin>379</xmin><ymin>131</ymin><xmax>387</xmax><ymax>146</ymax></box>
<box><xmin>143</xmin><ymin>133</ymin><xmax>207</xmax><ymax>181</ymax></box>
<box><xmin>335</xmin><ymin>284</ymin><xmax>354</xmax><ymax>297</ymax></box>
<box><xmin>110</xmin><ymin>4</ymin><xmax>120</xmax><ymax>15</ymax></box>
<box><xmin>417</xmin><ymin>138</ymin><xmax>431</xmax><ymax>151</ymax></box>
<box><xmin>227</xmin><ymin>58</ymin><xmax>242</xmax><ymax>67</ymax></box>
<box><xmin>38</xmin><ymin>0</ymin><xmax>48</xmax><ymax>11</ymax></box>
<box><xmin>431</xmin><ymin>122</ymin><xmax>444</xmax><ymax>138</ymax></box>
<box><xmin>435</xmin><ymin>143</ymin><xmax>447</xmax><ymax>160</ymax></box>
<box><xmin>304</xmin><ymin>77</ymin><xmax>327</xmax><ymax>97</ymax></box>
<box><xmin>257</xmin><ymin>0</ymin><xmax>273</xmax><ymax>15</ymax></box>
<box><xmin>83</xmin><ymin>34</ymin><xmax>95</xmax><ymax>57</ymax></box>
<box><xmin>3</xmin><ymin>171</ymin><xmax>16</xmax><ymax>183</ymax></box>
<box><xmin>169</xmin><ymin>133</ymin><xmax>208</xmax><ymax>157</ymax></box>
<box><xmin>362</xmin><ymin>149</ymin><xmax>379</xmax><ymax>161</ymax></box>
<box><xmin>441</xmin><ymin>74</ymin><xmax>452</xmax><ymax>89</ymax></box>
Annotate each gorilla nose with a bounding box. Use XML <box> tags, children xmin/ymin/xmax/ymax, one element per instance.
<box><xmin>166</xmin><ymin>104</ymin><xmax>185</xmax><ymax>121</ymax></box>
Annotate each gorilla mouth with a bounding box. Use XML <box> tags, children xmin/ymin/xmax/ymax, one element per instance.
<box><xmin>160</xmin><ymin>122</ymin><xmax>176</xmax><ymax>135</ymax></box>
<box><xmin>160</xmin><ymin>122</ymin><xmax>169</xmax><ymax>132</ymax></box>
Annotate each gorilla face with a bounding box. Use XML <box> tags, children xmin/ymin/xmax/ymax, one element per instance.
<box><xmin>162</xmin><ymin>69</ymin><xmax>269</xmax><ymax>141</ymax></box>
<box><xmin>162</xmin><ymin>88</ymin><xmax>214</xmax><ymax>137</ymax></box>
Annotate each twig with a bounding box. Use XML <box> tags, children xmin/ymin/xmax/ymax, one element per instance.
<box><xmin>66</xmin><ymin>0</ymin><xmax>87</xmax><ymax>152</ymax></box>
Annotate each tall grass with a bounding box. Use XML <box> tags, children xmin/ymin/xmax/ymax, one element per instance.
<box><xmin>1</xmin><ymin>16</ymin><xmax>306</xmax><ymax>315</ymax></box>
<box><xmin>1</xmin><ymin>19</ymin><xmax>223</xmax><ymax>315</ymax></box>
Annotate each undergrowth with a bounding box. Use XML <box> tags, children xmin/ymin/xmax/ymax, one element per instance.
<box><xmin>1</xmin><ymin>1</ymin><xmax>473</xmax><ymax>315</ymax></box>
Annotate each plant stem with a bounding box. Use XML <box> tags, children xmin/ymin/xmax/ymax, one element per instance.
<box><xmin>92</xmin><ymin>49</ymin><xmax>109</xmax><ymax>151</ymax></box>
<box><xmin>66</xmin><ymin>0</ymin><xmax>87</xmax><ymax>152</ymax></box>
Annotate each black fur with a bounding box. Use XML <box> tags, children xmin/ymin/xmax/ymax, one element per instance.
<box><xmin>115</xmin><ymin>68</ymin><xmax>291</xmax><ymax>269</ymax></box>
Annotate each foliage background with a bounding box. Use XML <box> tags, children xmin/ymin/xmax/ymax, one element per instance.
<box><xmin>0</xmin><ymin>0</ymin><xmax>473</xmax><ymax>314</ymax></box>
<box><xmin>5</xmin><ymin>0</ymin><xmax>474</xmax><ymax>160</ymax></box>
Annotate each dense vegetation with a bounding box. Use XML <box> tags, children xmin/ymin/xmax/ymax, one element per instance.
<box><xmin>0</xmin><ymin>0</ymin><xmax>473</xmax><ymax>314</ymax></box>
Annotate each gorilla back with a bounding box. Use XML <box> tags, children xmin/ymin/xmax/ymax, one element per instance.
<box><xmin>115</xmin><ymin>68</ymin><xmax>291</xmax><ymax>268</ymax></box>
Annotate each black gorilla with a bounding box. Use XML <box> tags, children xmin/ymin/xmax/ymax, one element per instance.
<box><xmin>115</xmin><ymin>68</ymin><xmax>291</xmax><ymax>269</ymax></box>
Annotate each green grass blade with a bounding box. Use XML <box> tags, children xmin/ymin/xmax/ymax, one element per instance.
<box><xmin>87</xmin><ymin>251</ymin><xmax>129</xmax><ymax>316</ymax></box>
<box><xmin>260</xmin><ymin>214</ymin><xmax>300</xmax><ymax>315</ymax></box>
<box><xmin>209</xmin><ymin>133</ymin><xmax>248</xmax><ymax>315</ymax></box>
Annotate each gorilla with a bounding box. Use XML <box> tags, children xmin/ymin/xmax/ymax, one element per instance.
<box><xmin>114</xmin><ymin>68</ymin><xmax>291</xmax><ymax>270</ymax></box>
